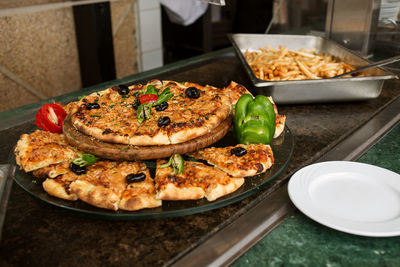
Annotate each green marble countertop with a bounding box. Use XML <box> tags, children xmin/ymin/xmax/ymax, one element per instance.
<box><xmin>233</xmin><ymin>123</ymin><xmax>400</xmax><ymax>266</ymax></box>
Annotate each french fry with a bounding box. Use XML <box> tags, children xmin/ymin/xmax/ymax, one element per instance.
<box><xmin>244</xmin><ymin>46</ymin><xmax>366</xmax><ymax>81</ymax></box>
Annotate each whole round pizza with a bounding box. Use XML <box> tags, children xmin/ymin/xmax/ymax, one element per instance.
<box><xmin>70</xmin><ymin>80</ymin><xmax>233</xmax><ymax>146</ymax></box>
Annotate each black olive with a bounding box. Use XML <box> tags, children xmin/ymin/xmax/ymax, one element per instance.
<box><xmin>126</xmin><ymin>172</ymin><xmax>146</xmax><ymax>183</ymax></box>
<box><xmin>154</xmin><ymin>101</ymin><xmax>168</xmax><ymax>111</ymax></box>
<box><xmin>132</xmin><ymin>99</ymin><xmax>140</xmax><ymax>110</ymax></box>
<box><xmin>69</xmin><ymin>162</ymin><xmax>87</xmax><ymax>175</ymax></box>
<box><xmin>86</xmin><ymin>103</ymin><xmax>100</xmax><ymax>110</ymax></box>
<box><xmin>158</xmin><ymin>116</ymin><xmax>171</xmax><ymax>127</ymax></box>
<box><xmin>230</xmin><ymin>147</ymin><xmax>247</xmax><ymax>157</ymax></box>
<box><xmin>117</xmin><ymin>84</ymin><xmax>130</xmax><ymax>95</ymax></box>
<box><xmin>185</xmin><ymin>87</ymin><xmax>200</xmax><ymax>99</ymax></box>
<box><xmin>256</xmin><ymin>163</ymin><xmax>264</xmax><ymax>173</ymax></box>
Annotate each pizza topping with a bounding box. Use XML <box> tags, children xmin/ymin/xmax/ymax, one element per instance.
<box><xmin>86</xmin><ymin>103</ymin><xmax>100</xmax><ymax>110</ymax></box>
<box><xmin>131</xmin><ymin>99</ymin><xmax>140</xmax><ymax>110</ymax></box>
<box><xmin>230</xmin><ymin>147</ymin><xmax>247</xmax><ymax>157</ymax></box>
<box><xmin>154</xmin><ymin>101</ymin><xmax>168</xmax><ymax>111</ymax></box>
<box><xmin>72</xmin><ymin>152</ymin><xmax>98</xmax><ymax>167</ymax></box>
<box><xmin>115</xmin><ymin>84</ymin><xmax>130</xmax><ymax>95</ymax></box>
<box><xmin>35</xmin><ymin>103</ymin><xmax>67</xmax><ymax>133</ymax></box>
<box><xmin>160</xmin><ymin>154</ymin><xmax>184</xmax><ymax>174</ymax></box>
<box><xmin>234</xmin><ymin>94</ymin><xmax>276</xmax><ymax>145</ymax></box>
<box><xmin>256</xmin><ymin>163</ymin><xmax>264</xmax><ymax>173</ymax></box>
<box><xmin>126</xmin><ymin>172</ymin><xmax>146</xmax><ymax>183</ymax></box>
<box><xmin>185</xmin><ymin>87</ymin><xmax>200</xmax><ymax>99</ymax></box>
<box><xmin>158</xmin><ymin>116</ymin><xmax>171</xmax><ymax>127</ymax></box>
<box><xmin>139</xmin><ymin>94</ymin><xmax>158</xmax><ymax>104</ymax></box>
<box><xmin>154</xmin><ymin>87</ymin><xmax>173</xmax><ymax>105</ymax></box>
<box><xmin>69</xmin><ymin>162</ymin><xmax>87</xmax><ymax>175</ymax></box>
<box><xmin>137</xmin><ymin>103</ymin><xmax>152</xmax><ymax>124</ymax></box>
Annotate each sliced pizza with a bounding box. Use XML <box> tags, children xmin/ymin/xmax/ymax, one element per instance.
<box><xmin>69</xmin><ymin>160</ymin><xmax>160</xmax><ymax>211</ymax></box>
<box><xmin>223</xmin><ymin>81</ymin><xmax>253</xmax><ymax>105</ymax></box>
<box><xmin>189</xmin><ymin>144</ymin><xmax>274</xmax><ymax>178</ymax></box>
<box><xmin>119</xmin><ymin>168</ymin><xmax>161</xmax><ymax>211</ymax></box>
<box><xmin>155</xmin><ymin>160</ymin><xmax>244</xmax><ymax>201</ymax></box>
<box><xmin>42</xmin><ymin>170</ymin><xmax>79</xmax><ymax>201</ymax></box>
<box><xmin>14</xmin><ymin>130</ymin><xmax>77</xmax><ymax>172</ymax></box>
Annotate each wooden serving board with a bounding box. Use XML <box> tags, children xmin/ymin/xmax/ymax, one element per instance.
<box><xmin>63</xmin><ymin>115</ymin><xmax>232</xmax><ymax>160</ymax></box>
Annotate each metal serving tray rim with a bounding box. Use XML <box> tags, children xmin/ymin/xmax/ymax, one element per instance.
<box><xmin>228</xmin><ymin>34</ymin><xmax>397</xmax><ymax>87</ymax></box>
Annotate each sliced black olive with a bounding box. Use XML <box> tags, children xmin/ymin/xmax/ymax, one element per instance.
<box><xmin>132</xmin><ymin>99</ymin><xmax>140</xmax><ymax>110</ymax></box>
<box><xmin>117</xmin><ymin>84</ymin><xmax>130</xmax><ymax>95</ymax></box>
<box><xmin>185</xmin><ymin>87</ymin><xmax>200</xmax><ymax>99</ymax></box>
<box><xmin>69</xmin><ymin>162</ymin><xmax>87</xmax><ymax>175</ymax></box>
<box><xmin>86</xmin><ymin>103</ymin><xmax>100</xmax><ymax>110</ymax></box>
<box><xmin>126</xmin><ymin>172</ymin><xmax>146</xmax><ymax>183</ymax></box>
<box><xmin>256</xmin><ymin>163</ymin><xmax>264</xmax><ymax>173</ymax></box>
<box><xmin>154</xmin><ymin>101</ymin><xmax>169</xmax><ymax>111</ymax></box>
<box><xmin>230</xmin><ymin>147</ymin><xmax>247</xmax><ymax>157</ymax></box>
<box><xmin>158</xmin><ymin>116</ymin><xmax>171</xmax><ymax>127</ymax></box>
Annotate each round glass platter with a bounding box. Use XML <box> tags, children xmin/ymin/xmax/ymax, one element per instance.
<box><xmin>10</xmin><ymin>127</ymin><xmax>293</xmax><ymax>220</ymax></box>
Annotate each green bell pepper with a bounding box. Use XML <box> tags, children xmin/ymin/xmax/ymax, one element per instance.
<box><xmin>234</xmin><ymin>94</ymin><xmax>276</xmax><ymax>145</ymax></box>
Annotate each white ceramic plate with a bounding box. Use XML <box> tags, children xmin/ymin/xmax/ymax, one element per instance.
<box><xmin>288</xmin><ymin>161</ymin><xmax>400</xmax><ymax>237</ymax></box>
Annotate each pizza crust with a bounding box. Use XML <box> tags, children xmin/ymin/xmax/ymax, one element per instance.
<box><xmin>156</xmin><ymin>183</ymin><xmax>205</xmax><ymax>201</ymax></box>
<box><xmin>70</xmin><ymin>180</ymin><xmax>120</xmax><ymax>211</ymax></box>
<box><xmin>42</xmin><ymin>178</ymin><xmax>78</xmax><ymax>201</ymax></box>
<box><xmin>205</xmin><ymin>178</ymin><xmax>244</xmax><ymax>201</ymax></box>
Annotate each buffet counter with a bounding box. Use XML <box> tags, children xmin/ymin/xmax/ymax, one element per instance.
<box><xmin>0</xmin><ymin>48</ymin><xmax>399</xmax><ymax>266</ymax></box>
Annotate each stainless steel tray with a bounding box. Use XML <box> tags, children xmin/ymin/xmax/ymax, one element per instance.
<box><xmin>229</xmin><ymin>34</ymin><xmax>397</xmax><ymax>104</ymax></box>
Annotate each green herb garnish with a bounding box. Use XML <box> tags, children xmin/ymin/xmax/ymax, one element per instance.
<box><xmin>145</xmin><ymin>85</ymin><xmax>158</xmax><ymax>95</ymax></box>
<box><xmin>137</xmin><ymin>103</ymin><xmax>152</xmax><ymax>124</ymax></box>
<box><xmin>73</xmin><ymin>152</ymin><xmax>98</xmax><ymax>167</ymax></box>
<box><xmin>154</xmin><ymin>87</ymin><xmax>173</xmax><ymax>106</ymax></box>
<box><xmin>160</xmin><ymin>154</ymin><xmax>184</xmax><ymax>174</ymax></box>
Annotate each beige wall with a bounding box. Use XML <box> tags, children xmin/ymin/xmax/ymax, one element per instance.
<box><xmin>111</xmin><ymin>0</ymin><xmax>139</xmax><ymax>79</ymax></box>
<box><xmin>0</xmin><ymin>0</ymin><xmax>138</xmax><ymax>112</ymax></box>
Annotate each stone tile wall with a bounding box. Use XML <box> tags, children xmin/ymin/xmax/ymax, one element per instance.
<box><xmin>0</xmin><ymin>0</ymin><xmax>138</xmax><ymax>112</ymax></box>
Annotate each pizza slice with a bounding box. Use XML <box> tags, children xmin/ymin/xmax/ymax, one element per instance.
<box><xmin>189</xmin><ymin>144</ymin><xmax>274</xmax><ymax>178</ymax></box>
<box><xmin>42</xmin><ymin>170</ymin><xmax>79</xmax><ymax>201</ymax></box>
<box><xmin>223</xmin><ymin>81</ymin><xmax>253</xmax><ymax>105</ymax></box>
<box><xmin>119</xmin><ymin>168</ymin><xmax>162</xmax><ymax>211</ymax></box>
<box><xmin>155</xmin><ymin>160</ymin><xmax>244</xmax><ymax>201</ymax></box>
<box><xmin>14</xmin><ymin>130</ymin><xmax>77</xmax><ymax>172</ymax></box>
<box><xmin>69</xmin><ymin>160</ymin><xmax>160</xmax><ymax>211</ymax></box>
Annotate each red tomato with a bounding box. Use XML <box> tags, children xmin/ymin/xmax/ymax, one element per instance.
<box><xmin>35</xmin><ymin>103</ymin><xmax>67</xmax><ymax>133</ymax></box>
<box><xmin>139</xmin><ymin>94</ymin><xmax>158</xmax><ymax>104</ymax></box>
